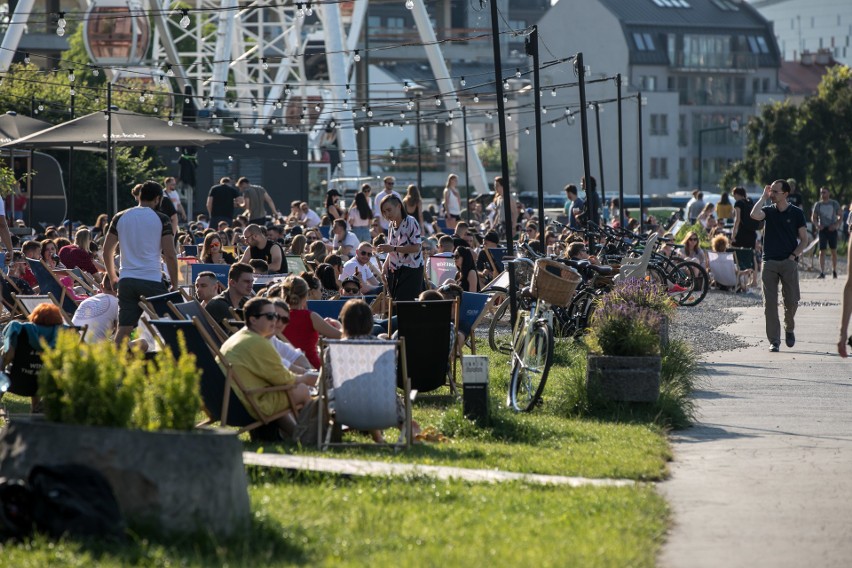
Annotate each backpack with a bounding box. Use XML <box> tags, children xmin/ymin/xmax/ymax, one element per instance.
<box><xmin>0</xmin><ymin>464</ymin><xmax>125</xmax><ymax>541</ymax></box>
<box><xmin>291</xmin><ymin>397</ymin><xmax>341</xmax><ymax>447</ymax></box>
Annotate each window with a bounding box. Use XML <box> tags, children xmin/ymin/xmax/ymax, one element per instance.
<box><xmin>650</xmin><ymin>158</ymin><xmax>659</xmax><ymax>179</ymax></box>
<box><xmin>660</xmin><ymin>158</ymin><xmax>669</xmax><ymax>179</ymax></box>
<box><xmin>368</xmin><ymin>16</ymin><xmax>381</xmax><ymax>28</ymax></box>
<box><xmin>650</xmin><ymin>114</ymin><xmax>668</xmax><ymax>135</ymax></box>
<box><xmin>640</xmin><ymin>75</ymin><xmax>657</xmax><ymax>91</ymax></box>
<box><xmin>756</xmin><ymin>36</ymin><xmax>769</xmax><ymax>53</ymax></box>
<box><xmin>643</xmin><ymin>33</ymin><xmax>656</xmax><ymax>50</ymax></box>
<box><xmin>634</xmin><ymin>33</ymin><xmax>647</xmax><ymax>50</ymax></box>
<box><xmin>635</xmin><ymin>33</ymin><xmax>656</xmax><ymax>51</ymax></box>
<box><xmin>387</xmin><ymin>17</ymin><xmax>404</xmax><ymax>28</ymax></box>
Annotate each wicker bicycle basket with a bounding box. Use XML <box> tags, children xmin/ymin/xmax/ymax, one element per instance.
<box><xmin>531</xmin><ymin>259</ymin><xmax>582</xmax><ymax>307</ymax></box>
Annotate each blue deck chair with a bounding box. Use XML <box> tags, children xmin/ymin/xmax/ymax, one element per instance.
<box><xmin>307</xmin><ymin>299</ymin><xmax>348</xmax><ymax>320</ymax></box>
<box><xmin>26</xmin><ymin>259</ymin><xmax>79</xmax><ymax>316</ymax></box>
<box><xmin>484</xmin><ymin>247</ymin><xmax>507</xmax><ymax>273</ymax></box>
<box><xmin>182</xmin><ymin>244</ymin><xmax>199</xmax><ymax>257</ymax></box>
<box><xmin>458</xmin><ymin>292</ymin><xmax>497</xmax><ymax>353</ymax></box>
<box><xmin>139</xmin><ymin>290</ymin><xmax>186</xmax><ymax>319</ymax></box>
<box><xmin>190</xmin><ymin>263</ymin><xmax>230</xmax><ymax>287</ymax></box>
<box><xmin>319</xmin><ymin>226</ymin><xmax>331</xmax><ymax>240</ymax></box>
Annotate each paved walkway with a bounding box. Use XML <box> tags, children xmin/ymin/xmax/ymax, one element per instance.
<box><xmin>243</xmin><ymin>452</ymin><xmax>635</xmax><ymax>487</ymax></box>
<box><xmin>660</xmin><ymin>276</ymin><xmax>852</xmax><ymax>567</ymax></box>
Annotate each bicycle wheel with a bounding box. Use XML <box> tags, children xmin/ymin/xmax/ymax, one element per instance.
<box><xmin>644</xmin><ymin>263</ymin><xmax>669</xmax><ymax>287</ymax></box>
<box><xmin>508</xmin><ymin>320</ymin><xmax>554</xmax><ymax>412</ymax></box>
<box><xmin>670</xmin><ymin>260</ymin><xmax>709</xmax><ymax>306</ymax></box>
<box><xmin>487</xmin><ymin>294</ymin><xmax>513</xmax><ymax>353</ymax></box>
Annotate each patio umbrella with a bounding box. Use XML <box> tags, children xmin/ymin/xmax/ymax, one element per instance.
<box><xmin>3</xmin><ymin>107</ymin><xmax>234</xmax><ymax>214</ymax></box>
<box><xmin>1</xmin><ymin>108</ymin><xmax>233</xmax><ymax>149</ymax></box>
<box><xmin>0</xmin><ymin>111</ymin><xmax>53</xmax><ymax>144</ymax></box>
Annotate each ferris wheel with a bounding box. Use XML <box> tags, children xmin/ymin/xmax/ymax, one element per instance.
<box><xmin>0</xmin><ymin>0</ymin><xmax>489</xmax><ymax>192</ymax></box>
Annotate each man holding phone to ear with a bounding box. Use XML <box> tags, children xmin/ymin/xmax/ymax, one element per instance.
<box><xmin>750</xmin><ymin>179</ymin><xmax>807</xmax><ymax>353</ymax></box>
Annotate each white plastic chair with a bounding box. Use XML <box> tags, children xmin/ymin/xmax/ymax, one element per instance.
<box><xmin>613</xmin><ymin>234</ymin><xmax>659</xmax><ymax>284</ymax></box>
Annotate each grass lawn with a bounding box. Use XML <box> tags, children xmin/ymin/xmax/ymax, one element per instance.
<box><xmin>0</xmin><ymin>337</ymin><xmax>682</xmax><ymax>566</ymax></box>
<box><xmin>0</xmin><ymin>472</ymin><xmax>668</xmax><ymax>567</ymax></box>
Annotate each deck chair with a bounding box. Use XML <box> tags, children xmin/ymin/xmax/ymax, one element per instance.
<box><xmin>26</xmin><ymin>259</ymin><xmax>81</xmax><ymax>316</ymax></box>
<box><xmin>145</xmin><ymin>318</ymin><xmax>259</xmax><ymax>432</ymax></box>
<box><xmin>307</xmin><ymin>299</ymin><xmax>348</xmax><ymax>320</ymax></box>
<box><xmin>138</xmin><ymin>290</ymin><xmax>187</xmax><ymax>319</ymax></box>
<box><xmin>458</xmin><ymin>292</ymin><xmax>499</xmax><ymax>354</ymax></box>
<box><xmin>190</xmin><ymin>263</ymin><xmax>230</xmax><ymax>286</ymax></box>
<box><xmin>67</xmin><ymin>268</ymin><xmax>97</xmax><ymax>295</ymax></box>
<box><xmin>317</xmin><ymin>338</ymin><xmax>412</xmax><ymax>450</ymax></box>
<box><xmin>427</xmin><ymin>253</ymin><xmax>458</xmax><ymax>286</ymax></box>
<box><xmin>12</xmin><ymin>293</ymin><xmax>74</xmax><ymax>325</ymax></box>
<box><xmin>285</xmin><ymin>256</ymin><xmax>306</xmax><ymax>274</ymax></box>
<box><xmin>707</xmin><ymin>251</ymin><xmax>738</xmax><ymax>290</ymax></box>
<box><xmin>181</xmin><ymin>244</ymin><xmax>199</xmax><ymax>257</ymax></box>
<box><xmin>394</xmin><ymin>299</ymin><xmax>456</xmax><ymax>394</ymax></box>
<box><xmin>167</xmin><ymin>299</ymin><xmax>229</xmax><ymax>346</ymax></box>
<box><xmin>613</xmin><ymin>233</ymin><xmax>659</xmax><ymax>284</ymax></box>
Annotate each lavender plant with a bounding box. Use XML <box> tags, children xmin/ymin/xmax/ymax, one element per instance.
<box><xmin>586</xmin><ymin>293</ymin><xmax>662</xmax><ymax>357</ymax></box>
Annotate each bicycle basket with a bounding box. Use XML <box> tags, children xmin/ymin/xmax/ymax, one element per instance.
<box><xmin>531</xmin><ymin>259</ymin><xmax>582</xmax><ymax>307</ymax></box>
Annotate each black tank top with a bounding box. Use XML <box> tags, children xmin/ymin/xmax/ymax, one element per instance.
<box><xmin>249</xmin><ymin>240</ymin><xmax>288</xmax><ymax>273</ymax></box>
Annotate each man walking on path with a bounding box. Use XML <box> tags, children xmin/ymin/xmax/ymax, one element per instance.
<box><xmin>811</xmin><ymin>186</ymin><xmax>842</xmax><ymax>279</ymax></box>
<box><xmin>751</xmin><ymin>179</ymin><xmax>807</xmax><ymax>352</ymax></box>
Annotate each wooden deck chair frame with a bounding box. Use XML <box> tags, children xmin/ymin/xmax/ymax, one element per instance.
<box><xmin>0</xmin><ymin>271</ymin><xmax>25</xmax><ymax>319</ymax></box>
<box><xmin>144</xmin><ymin>317</ymin><xmax>300</xmax><ymax>434</ymax></box>
<box><xmin>458</xmin><ymin>292</ymin><xmax>499</xmax><ymax>355</ymax></box>
<box><xmin>317</xmin><ymin>337</ymin><xmax>412</xmax><ymax>450</ymax></box>
<box><xmin>167</xmin><ymin>300</ymin><xmax>230</xmax><ymax>346</ymax></box>
<box><xmin>26</xmin><ymin>259</ymin><xmax>82</xmax><ymax>316</ymax></box>
<box><xmin>12</xmin><ymin>292</ymin><xmax>74</xmax><ymax>326</ymax></box>
<box><xmin>137</xmin><ymin>289</ymin><xmax>190</xmax><ymax>321</ymax></box>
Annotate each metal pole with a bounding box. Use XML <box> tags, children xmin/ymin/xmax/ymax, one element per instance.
<box><xmin>638</xmin><ymin>91</ymin><xmax>645</xmax><ymax>233</ymax></box>
<box><xmin>616</xmin><ymin>74</ymin><xmax>624</xmax><ymax>229</ymax></box>
<box><xmin>698</xmin><ymin>130</ymin><xmax>703</xmax><ymax>191</ymax></box>
<box><xmin>489</xmin><ymin>0</ymin><xmax>517</xmax><ymax>327</ymax></box>
<box><xmin>594</xmin><ymin>103</ymin><xmax>606</xmax><ymax>222</ymax></box>
<box><xmin>107</xmin><ymin>83</ymin><xmax>113</xmax><ymax>215</ymax></box>
<box><xmin>363</xmin><ymin>5</ymin><xmax>371</xmax><ymax>177</ymax></box>
<box><xmin>69</xmin><ymin>92</ymin><xmax>74</xmax><ymax>221</ymax></box>
<box><xmin>463</xmin><ymin>105</ymin><xmax>470</xmax><ymax>223</ymax></box>
<box><xmin>28</xmin><ymin>96</ymin><xmax>34</xmax><ymax>229</ymax></box>
<box><xmin>577</xmin><ymin>53</ymin><xmax>595</xmax><ymax>226</ymax></box>
<box><xmin>416</xmin><ymin>94</ymin><xmax>422</xmax><ymax>191</ymax></box>
<box><xmin>528</xmin><ymin>26</ymin><xmax>545</xmax><ymax>252</ymax></box>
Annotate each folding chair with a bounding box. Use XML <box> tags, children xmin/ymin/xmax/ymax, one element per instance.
<box><xmin>67</xmin><ymin>268</ymin><xmax>97</xmax><ymax>295</ymax></box>
<box><xmin>426</xmin><ymin>253</ymin><xmax>458</xmax><ymax>287</ymax></box>
<box><xmin>13</xmin><ymin>293</ymin><xmax>74</xmax><ymax>326</ymax></box>
<box><xmin>138</xmin><ymin>290</ymin><xmax>187</xmax><ymax>319</ymax></box>
<box><xmin>394</xmin><ymin>299</ymin><xmax>457</xmax><ymax>394</ymax></box>
<box><xmin>181</xmin><ymin>244</ymin><xmax>199</xmax><ymax>257</ymax></box>
<box><xmin>307</xmin><ymin>299</ymin><xmax>348</xmax><ymax>320</ymax></box>
<box><xmin>190</xmin><ymin>263</ymin><xmax>230</xmax><ymax>287</ymax></box>
<box><xmin>146</xmin><ymin>318</ymin><xmax>262</xmax><ymax>432</ymax></box>
<box><xmin>168</xmin><ymin>299</ymin><xmax>229</xmax><ymax>346</ymax></box>
<box><xmin>707</xmin><ymin>251</ymin><xmax>739</xmax><ymax>291</ymax></box>
<box><xmin>317</xmin><ymin>338</ymin><xmax>412</xmax><ymax>450</ymax></box>
<box><xmin>285</xmin><ymin>256</ymin><xmax>306</xmax><ymax>274</ymax></box>
<box><xmin>25</xmin><ymin>259</ymin><xmax>81</xmax><ymax>316</ymax></box>
<box><xmin>613</xmin><ymin>234</ymin><xmax>659</xmax><ymax>284</ymax></box>
<box><xmin>458</xmin><ymin>292</ymin><xmax>499</xmax><ymax>354</ymax></box>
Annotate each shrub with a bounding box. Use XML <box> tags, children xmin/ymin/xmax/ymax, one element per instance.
<box><xmin>39</xmin><ymin>330</ymin><xmax>201</xmax><ymax>431</ymax></box>
<box><xmin>608</xmin><ymin>279</ymin><xmax>676</xmax><ymax>318</ymax></box>
<box><xmin>586</xmin><ymin>294</ymin><xmax>661</xmax><ymax>357</ymax></box>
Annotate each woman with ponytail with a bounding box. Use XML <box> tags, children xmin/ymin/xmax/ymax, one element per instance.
<box><xmin>278</xmin><ymin>275</ymin><xmax>341</xmax><ymax>368</ymax></box>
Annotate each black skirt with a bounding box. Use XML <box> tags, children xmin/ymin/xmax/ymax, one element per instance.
<box><xmin>388</xmin><ymin>265</ymin><xmax>424</xmax><ymax>302</ymax></box>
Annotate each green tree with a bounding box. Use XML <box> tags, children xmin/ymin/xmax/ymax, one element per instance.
<box><xmin>0</xmin><ymin>26</ymin><xmax>173</xmax><ymax>222</ymax></box>
<box><xmin>722</xmin><ymin>66</ymin><xmax>852</xmax><ymax>205</ymax></box>
<box><xmin>478</xmin><ymin>141</ymin><xmax>514</xmax><ymax>172</ymax></box>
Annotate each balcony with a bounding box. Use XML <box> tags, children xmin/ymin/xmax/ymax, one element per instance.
<box><xmin>670</xmin><ymin>52</ymin><xmax>758</xmax><ymax>73</ymax></box>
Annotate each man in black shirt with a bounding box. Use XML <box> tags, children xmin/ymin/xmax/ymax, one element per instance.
<box><xmin>750</xmin><ymin>179</ymin><xmax>807</xmax><ymax>352</ymax></box>
<box><xmin>206</xmin><ymin>177</ymin><xmax>244</xmax><ymax>227</ymax></box>
<box><xmin>205</xmin><ymin>262</ymin><xmax>253</xmax><ymax>327</ymax></box>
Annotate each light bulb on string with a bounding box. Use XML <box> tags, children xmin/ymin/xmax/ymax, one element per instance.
<box><xmin>503</xmin><ymin>80</ymin><xmax>510</xmax><ymax>90</ymax></box>
<box><xmin>69</xmin><ymin>88</ymin><xmax>76</xmax><ymax>96</ymax></box>
<box><xmin>359</xmin><ymin>126</ymin><xmax>365</xmax><ymax>132</ymax></box>
<box><xmin>296</xmin><ymin>3</ymin><xmax>305</xmax><ymax>18</ymax></box>
<box><xmin>507</xmin><ymin>114</ymin><xmax>512</xmax><ymax>121</ymax></box>
<box><xmin>293</xmin><ymin>148</ymin><xmax>298</xmax><ymax>156</ymax></box>
<box><xmin>399</xmin><ymin>111</ymin><xmax>405</xmax><ymax>119</ymax></box>
<box><xmin>353</xmin><ymin>50</ymin><xmax>361</xmax><ymax>62</ymax></box>
<box><xmin>305</xmin><ymin>3</ymin><xmax>313</xmax><ymax>16</ymax></box>
<box><xmin>473</xmin><ymin>94</ymin><xmax>479</xmax><ymax>103</ymax></box>
<box><xmin>405</xmin><ymin>0</ymin><xmax>414</xmax><ymax>9</ymax></box>
<box><xmin>542</xmin><ymin>106</ymin><xmax>547</xmax><ymax>114</ymax></box>
<box><xmin>552</xmin><ymin>121</ymin><xmax>557</xmax><ymax>128</ymax></box>
<box><xmin>166</xmin><ymin>64</ymin><xmax>175</xmax><ymax>77</ymax></box>
<box><xmin>343</xmin><ymin>99</ymin><xmax>349</xmax><ymax>109</ymax></box>
<box><xmin>57</xmin><ymin>12</ymin><xmax>66</xmax><ymax>28</ymax></box>
<box><xmin>524</xmin><ymin>128</ymin><xmax>530</xmax><ymax>135</ymax></box>
<box><xmin>435</xmin><ymin>96</ymin><xmax>442</xmax><ymax>107</ymax></box>
<box><xmin>503</xmin><ymin>95</ymin><xmax>508</xmax><ymax>103</ymax></box>
<box><xmin>23</xmin><ymin>53</ymin><xmax>29</xmax><ymax>64</ymax></box>
<box><xmin>167</xmin><ymin>117</ymin><xmax>174</xmax><ymax>126</ymax></box>
<box><xmin>261</xmin><ymin>57</ymin><xmax>268</xmax><ymax>70</ymax></box>
<box><xmin>515</xmin><ymin>68</ymin><xmax>521</xmax><ymax>78</ymax></box>
<box><xmin>179</xmin><ymin>9</ymin><xmax>190</xmax><ymax>28</ymax></box>
<box><xmin>460</xmin><ymin>76</ymin><xmax>466</xmax><ymax>87</ymax></box>
<box><xmin>314</xmin><ymin>103</ymin><xmax>321</xmax><ymax>112</ymax></box>
<box><xmin>403</xmin><ymin>82</ymin><xmax>409</xmax><ymax>92</ymax></box>
<box><xmin>67</xmin><ymin>70</ymin><xmax>75</xmax><ymax>82</ymax></box>
<box><xmin>282</xmin><ymin>161</ymin><xmax>288</xmax><ymax>167</ymax></box>
<box><xmin>367</xmin><ymin>108</ymin><xmax>373</xmax><ymax>117</ymax></box>
<box><xmin>233</xmin><ymin>120</ymin><xmax>240</xmax><ymax>129</ymax></box>
<box><xmin>346</xmin><ymin>84</ymin><xmax>352</xmax><ymax>95</ymax></box>
<box><xmin>228</xmin><ymin>155</ymin><xmax>233</xmax><ymax>161</ymax></box>
<box><xmin>37</xmin><ymin>104</ymin><xmax>44</xmax><ymax>111</ymax></box>
<box><xmin>245</xmin><ymin>143</ymin><xmax>250</xmax><ymax>149</ymax></box>
<box><xmin>285</xmin><ymin>84</ymin><xmax>291</xmax><ymax>95</ymax></box>
<box><xmin>92</xmin><ymin>67</ymin><xmax>99</xmax><ymax>77</ymax></box>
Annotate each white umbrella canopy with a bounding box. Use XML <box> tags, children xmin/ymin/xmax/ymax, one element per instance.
<box><xmin>1</xmin><ymin>108</ymin><xmax>233</xmax><ymax>149</ymax></box>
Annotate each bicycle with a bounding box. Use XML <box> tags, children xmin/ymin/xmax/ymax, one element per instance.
<box><xmin>506</xmin><ymin>258</ymin><xmax>581</xmax><ymax>412</ymax></box>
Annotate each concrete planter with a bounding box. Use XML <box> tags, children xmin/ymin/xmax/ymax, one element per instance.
<box><xmin>0</xmin><ymin>416</ymin><xmax>250</xmax><ymax>536</ymax></box>
<box><xmin>586</xmin><ymin>354</ymin><xmax>662</xmax><ymax>403</ymax></box>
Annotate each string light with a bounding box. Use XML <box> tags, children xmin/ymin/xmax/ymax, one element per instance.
<box><xmin>261</xmin><ymin>57</ymin><xmax>268</xmax><ymax>70</ymax></box>
<box><xmin>551</xmin><ymin>88</ymin><xmax>557</xmax><ymax>97</ymax></box>
<box><xmin>405</xmin><ymin>0</ymin><xmax>414</xmax><ymax>9</ymax></box>
<box><xmin>353</xmin><ymin>50</ymin><xmax>361</xmax><ymax>62</ymax></box>
<box><xmin>305</xmin><ymin>2</ymin><xmax>313</xmax><ymax>16</ymax></box>
<box><xmin>179</xmin><ymin>9</ymin><xmax>190</xmax><ymax>29</ymax></box>
<box><xmin>67</xmin><ymin>70</ymin><xmax>75</xmax><ymax>82</ymax></box>
<box><xmin>165</xmin><ymin>64</ymin><xmax>175</xmax><ymax>77</ymax></box>
<box><xmin>23</xmin><ymin>53</ymin><xmax>30</xmax><ymax>64</ymax></box>
<box><xmin>515</xmin><ymin>68</ymin><xmax>521</xmax><ymax>78</ymax></box>
<box><xmin>460</xmin><ymin>76</ymin><xmax>466</xmax><ymax>87</ymax></box>
<box><xmin>473</xmin><ymin>94</ymin><xmax>479</xmax><ymax>103</ymax></box>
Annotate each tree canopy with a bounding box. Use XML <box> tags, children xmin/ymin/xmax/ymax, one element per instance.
<box><xmin>721</xmin><ymin>65</ymin><xmax>852</xmax><ymax>206</ymax></box>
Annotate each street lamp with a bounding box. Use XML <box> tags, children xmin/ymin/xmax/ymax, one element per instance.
<box><xmin>697</xmin><ymin>118</ymin><xmax>739</xmax><ymax>191</ymax></box>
